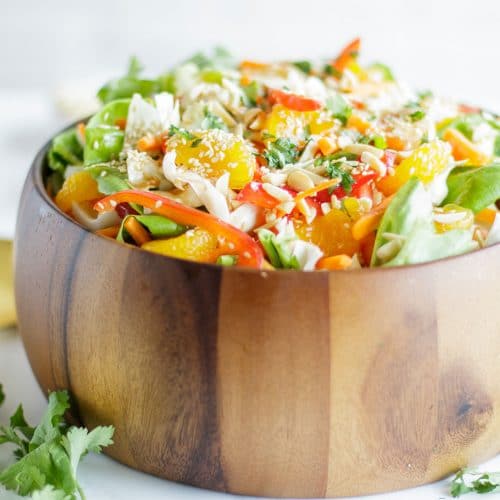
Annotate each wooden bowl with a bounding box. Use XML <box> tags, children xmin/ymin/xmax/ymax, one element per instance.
<box><xmin>14</xmin><ymin>133</ymin><xmax>500</xmax><ymax>498</ymax></box>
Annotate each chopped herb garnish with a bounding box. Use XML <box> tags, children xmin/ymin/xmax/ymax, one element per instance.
<box><xmin>315</xmin><ymin>155</ymin><xmax>355</xmax><ymax>192</ymax></box>
<box><xmin>185</xmin><ymin>46</ymin><xmax>234</xmax><ymax>70</ymax></box>
<box><xmin>418</xmin><ymin>89</ymin><xmax>434</xmax><ymax>100</ymax></box>
<box><xmin>293</xmin><ymin>61</ymin><xmax>312</xmax><ymax>74</ymax></box>
<box><xmin>326</xmin><ymin>94</ymin><xmax>353</xmax><ymax>125</ymax></box>
<box><xmin>217</xmin><ymin>255</ymin><xmax>238</xmax><ymax>266</ymax></box>
<box><xmin>324</xmin><ymin>64</ymin><xmax>341</xmax><ymax>78</ymax></box>
<box><xmin>304</xmin><ymin>124</ymin><xmax>312</xmax><ymax>140</ymax></box>
<box><xmin>169</xmin><ymin>124</ymin><xmax>196</xmax><ymax>141</ymax></box>
<box><xmin>202</xmin><ymin>107</ymin><xmax>227</xmax><ymax>131</ymax></box>
<box><xmin>409</xmin><ymin>109</ymin><xmax>426</xmax><ymax>122</ymax></box>
<box><xmin>263</xmin><ymin>138</ymin><xmax>299</xmax><ymax>169</ymax></box>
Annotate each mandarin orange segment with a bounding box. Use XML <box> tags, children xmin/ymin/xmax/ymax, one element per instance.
<box><xmin>295</xmin><ymin>208</ymin><xmax>359</xmax><ymax>257</ymax></box>
<box><xmin>55</xmin><ymin>170</ymin><xmax>100</xmax><ymax>213</ymax></box>
<box><xmin>141</xmin><ymin>228</ymin><xmax>220</xmax><ymax>263</ymax></box>
<box><xmin>377</xmin><ymin>140</ymin><xmax>452</xmax><ymax>196</ymax></box>
<box><xmin>264</xmin><ymin>104</ymin><xmax>334</xmax><ymax>142</ymax></box>
<box><xmin>168</xmin><ymin>129</ymin><xmax>256</xmax><ymax>190</ymax></box>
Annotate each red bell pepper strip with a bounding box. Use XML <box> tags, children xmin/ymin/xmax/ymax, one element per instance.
<box><xmin>267</xmin><ymin>88</ymin><xmax>322</xmax><ymax>112</ymax></box>
<box><xmin>350</xmin><ymin>171</ymin><xmax>377</xmax><ymax>198</ymax></box>
<box><xmin>94</xmin><ymin>190</ymin><xmax>264</xmax><ymax>268</ymax></box>
<box><xmin>326</xmin><ymin>170</ymin><xmax>377</xmax><ymax>200</ymax></box>
<box><xmin>236</xmin><ymin>182</ymin><xmax>282</xmax><ymax>209</ymax></box>
<box><xmin>331</xmin><ymin>37</ymin><xmax>361</xmax><ymax>75</ymax></box>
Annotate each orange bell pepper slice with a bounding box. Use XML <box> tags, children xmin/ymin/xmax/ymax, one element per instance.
<box><xmin>331</xmin><ymin>37</ymin><xmax>361</xmax><ymax>75</ymax></box>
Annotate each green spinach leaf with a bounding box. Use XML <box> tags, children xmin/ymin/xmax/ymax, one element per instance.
<box><xmin>443</xmin><ymin>165</ymin><xmax>500</xmax><ymax>212</ymax></box>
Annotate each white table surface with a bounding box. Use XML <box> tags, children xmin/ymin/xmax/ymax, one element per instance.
<box><xmin>2</xmin><ymin>328</ymin><xmax>497</xmax><ymax>500</ymax></box>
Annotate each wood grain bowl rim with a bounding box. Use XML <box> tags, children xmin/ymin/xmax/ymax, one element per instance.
<box><xmin>28</xmin><ymin>121</ymin><xmax>500</xmax><ymax>275</ymax></box>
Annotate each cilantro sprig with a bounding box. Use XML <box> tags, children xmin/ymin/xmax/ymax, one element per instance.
<box><xmin>451</xmin><ymin>468</ymin><xmax>500</xmax><ymax>497</ymax></box>
<box><xmin>168</xmin><ymin>124</ymin><xmax>196</xmax><ymax>141</ymax></box>
<box><xmin>202</xmin><ymin>107</ymin><xmax>227</xmax><ymax>131</ymax></box>
<box><xmin>0</xmin><ymin>383</ymin><xmax>114</xmax><ymax>499</ymax></box>
<box><xmin>315</xmin><ymin>154</ymin><xmax>356</xmax><ymax>192</ymax></box>
<box><xmin>263</xmin><ymin>137</ymin><xmax>299</xmax><ymax>169</ymax></box>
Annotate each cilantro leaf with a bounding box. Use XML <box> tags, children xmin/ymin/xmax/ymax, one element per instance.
<box><xmin>62</xmin><ymin>426</ymin><xmax>114</xmax><ymax>479</ymax></box>
<box><xmin>0</xmin><ymin>402</ymin><xmax>35</xmax><ymax>459</ymax></box>
<box><xmin>450</xmin><ymin>468</ymin><xmax>500</xmax><ymax>497</ymax></box>
<box><xmin>293</xmin><ymin>61</ymin><xmax>312</xmax><ymax>74</ymax></box>
<box><xmin>315</xmin><ymin>155</ymin><xmax>355</xmax><ymax>192</ymax></box>
<box><xmin>326</xmin><ymin>94</ymin><xmax>352</xmax><ymax>125</ymax></box>
<box><xmin>202</xmin><ymin>107</ymin><xmax>227</xmax><ymax>131</ymax></box>
<box><xmin>168</xmin><ymin>124</ymin><xmax>196</xmax><ymax>141</ymax></box>
<box><xmin>29</xmin><ymin>391</ymin><xmax>69</xmax><ymax>451</ymax></box>
<box><xmin>185</xmin><ymin>46</ymin><xmax>235</xmax><ymax>70</ymax></box>
<box><xmin>409</xmin><ymin>109</ymin><xmax>426</xmax><ymax>122</ymax></box>
<box><xmin>0</xmin><ymin>387</ymin><xmax>114</xmax><ymax>499</ymax></box>
<box><xmin>263</xmin><ymin>138</ymin><xmax>299</xmax><ymax>169</ymax></box>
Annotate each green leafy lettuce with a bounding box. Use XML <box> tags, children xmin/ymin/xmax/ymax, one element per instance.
<box><xmin>443</xmin><ymin>165</ymin><xmax>500</xmax><ymax>212</ymax></box>
<box><xmin>84</xmin><ymin>99</ymin><xmax>130</xmax><ymax>165</ymax></box>
<box><xmin>372</xmin><ymin>178</ymin><xmax>477</xmax><ymax>267</ymax></box>
<box><xmin>84</xmin><ymin>164</ymin><xmax>129</xmax><ymax>195</ymax></box>
<box><xmin>47</xmin><ymin>129</ymin><xmax>83</xmax><ymax>173</ymax></box>
<box><xmin>326</xmin><ymin>94</ymin><xmax>352</xmax><ymax>125</ymax></box>
<box><xmin>368</xmin><ymin>62</ymin><xmax>395</xmax><ymax>82</ymax></box>
<box><xmin>97</xmin><ymin>56</ymin><xmax>160</xmax><ymax>104</ymax></box>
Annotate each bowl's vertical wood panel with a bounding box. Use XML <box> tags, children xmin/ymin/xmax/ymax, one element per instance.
<box><xmin>217</xmin><ymin>271</ymin><xmax>331</xmax><ymax>497</ymax></box>
<box><xmin>326</xmin><ymin>268</ymin><xmax>439</xmax><ymax>496</ymax></box>
<box><xmin>15</xmin><ymin>171</ymin><xmax>84</xmax><ymax>397</ymax></box>
<box><xmin>65</xmin><ymin>235</ymin><xmax>227</xmax><ymax>490</ymax></box>
<box><xmin>427</xmin><ymin>253</ymin><xmax>500</xmax><ymax>479</ymax></box>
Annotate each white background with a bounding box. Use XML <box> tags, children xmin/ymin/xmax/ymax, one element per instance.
<box><xmin>1</xmin><ymin>1</ymin><xmax>500</xmax><ymax>498</ymax></box>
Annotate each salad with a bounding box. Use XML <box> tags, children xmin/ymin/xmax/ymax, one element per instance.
<box><xmin>46</xmin><ymin>39</ymin><xmax>500</xmax><ymax>270</ymax></box>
